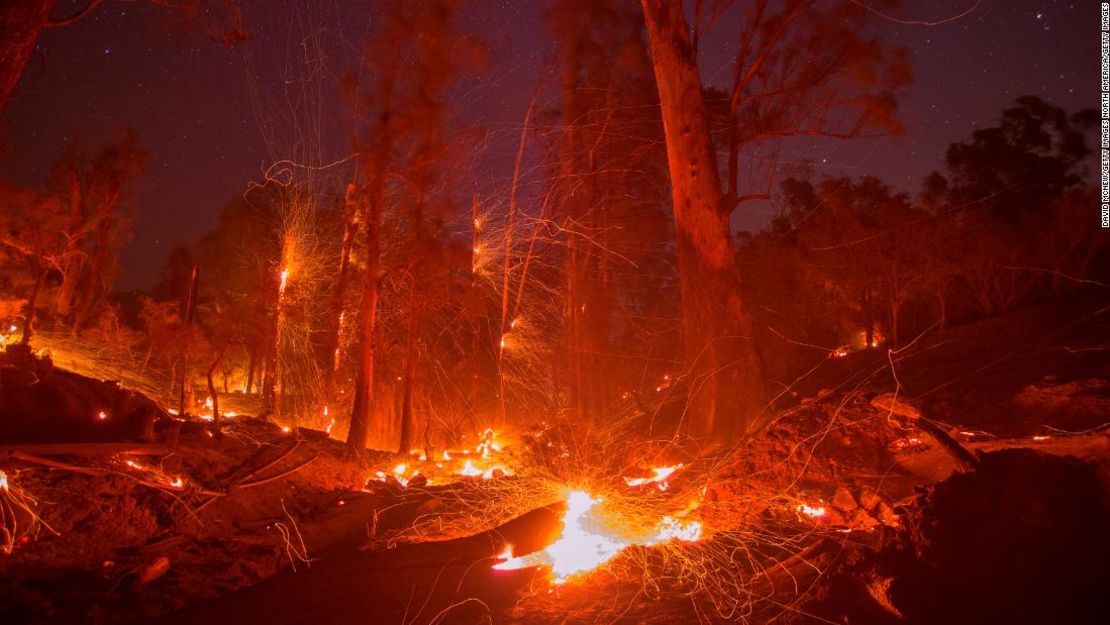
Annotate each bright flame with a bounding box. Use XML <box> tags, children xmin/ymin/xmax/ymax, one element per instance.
<box><xmin>649</xmin><ymin>516</ymin><xmax>703</xmax><ymax>543</ymax></box>
<box><xmin>493</xmin><ymin>490</ymin><xmax>701</xmax><ymax>584</ymax></box>
<box><xmin>476</xmin><ymin>428</ymin><xmax>497</xmax><ymax>460</ymax></box>
<box><xmin>623</xmin><ymin>464</ymin><xmax>683</xmax><ymax>491</ymax></box>
<box><xmin>279</xmin><ymin>267</ymin><xmax>289</xmax><ymax>294</ymax></box>
<box><xmin>96</xmin><ymin>411</ymin><xmax>108</xmax><ymax>421</ymax></box>
<box><xmin>796</xmin><ymin>503</ymin><xmax>827</xmax><ymax>519</ymax></box>
<box><xmin>459</xmin><ymin>459</ymin><xmax>483</xmax><ymax>477</ymax></box>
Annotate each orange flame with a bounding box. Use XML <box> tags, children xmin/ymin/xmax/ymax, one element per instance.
<box><xmin>493</xmin><ymin>490</ymin><xmax>701</xmax><ymax>584</ymax></box>
<box><xmin>623</xmin><ymin>464</ymin><xmax>683</xmax><ymax>491</ymax></box>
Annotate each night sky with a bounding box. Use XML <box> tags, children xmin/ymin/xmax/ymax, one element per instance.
<box><xmin>2</xmin><ymin>0</ymin><xmax>1097</xmax><ymax>290</ymax></box>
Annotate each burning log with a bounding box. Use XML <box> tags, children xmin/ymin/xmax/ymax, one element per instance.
<box><xmin>163</xmin><ymin>501</ymin><xmax>567</xmax><ymax>625</ymax></box>
<box><xmin>871</xmin><ymin>392</ymin><xmax>979</xmax><ymax>471</ymax></box>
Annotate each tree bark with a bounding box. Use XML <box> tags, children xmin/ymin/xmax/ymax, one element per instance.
<box><xmin>640</xmin><ymin>0</ymin><xmax>766</xmax><ymax>438</ymax></box>
<box><xmin>347</xmin><ymin>118</ymin><xmax>389</xmax><ymax>451</ymax></box>
<box><xmin>397</xmin><ymin>298</ymin><xmax>418</xmax><ymax>454</ymax></box>
<box><xmin>20</xmin><ymin>262</ymin><xmax>44</xmax><ymax>347</ymax></box>
<box><xmin>207</xmin><ymin>341</ymin><xmax>229</xmax><ymax>437</ymax></box>
<box><xmin>323</xmin><ymin>181</ymin><xmax>357</xmax><ymax>413</ymax></box>
<box><xmin>178</xmin><ymin>266</ymin><xmax>199</xmax><ymax>416</ymax></box>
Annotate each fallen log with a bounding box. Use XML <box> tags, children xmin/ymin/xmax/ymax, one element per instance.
<box><xmin>163</xmin><ymin>501</ymin><xmax>567</xmax><ymax>625</ymax></box>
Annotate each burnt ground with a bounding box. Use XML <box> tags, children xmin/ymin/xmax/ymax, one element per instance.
<box><xmin>1</xmin><ymin>298</ymin><xmax>1108</xmax><ymax>625</ymax></box>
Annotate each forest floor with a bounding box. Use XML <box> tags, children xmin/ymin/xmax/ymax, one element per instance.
<box><xmin>0</xmin><ymin>296</ymin><xmax>1108</xmax><ymax>625</ymax></box>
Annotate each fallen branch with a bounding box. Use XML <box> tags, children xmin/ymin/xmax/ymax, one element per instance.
<box><xmin>237</xmin><ymin>455</ymin><xmax>319</xmax><ymax>490</ymax></box>
<box><xmin>7</xmin><ymin>451</ymin><xmax>222</xmax><ymax>497</ymax></box>
<box><xmin>193</xmin><ymin>454</ymin><xmax>320</xmax><ymax>514</ymax></box>
<box><xmin>215</xmin><ymin>440</ymin><xmax>300</xmax><ymax>490</ymax></box>
<box><xmin>872</xmin><ymin>393</ymin><xmax>979</xmax><ymax>471</ymax></box>
<box><xmin>236</xmin><ymin>441</ymin><xmax>302</xmax><ymax>486</ymax></box>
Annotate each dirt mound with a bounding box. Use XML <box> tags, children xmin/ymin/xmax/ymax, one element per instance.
<box><xmin>883</xmin><ymin>449</ymin><xmax>1110</xmax><ymax>625</ymax></box>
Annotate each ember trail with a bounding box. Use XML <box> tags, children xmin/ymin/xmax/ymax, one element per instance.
<box><xmin>0</xmin><ymin>1</ymin><xmax>1107</xmax><ymax>625</ymax></box>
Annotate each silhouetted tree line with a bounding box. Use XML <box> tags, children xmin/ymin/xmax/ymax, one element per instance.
<box><xmin>741</xmin><ymin>96</ymin><xmax>1103</xmax><ymax>382</ymax></box>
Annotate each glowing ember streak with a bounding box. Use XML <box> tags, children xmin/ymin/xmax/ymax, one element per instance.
<box><xmin>493</xmin><ymin>490</ymin><xmax>701</xmax><ymax>584</ymax></box>
<box><xmin>796</xmin><ymin>503</ymin><xmax>827</xmax><ymax>518</ymax></box>
<box><xmin>623</xmin><ymin>464</ymin><xmax>683</xmax><ymax>490</ymax></box>
<box><xmin>168</xmin><ymin>477</ymin><xmax>185</xmax><ymax>489</ymax></box>
<box><xmin>0</xmin><ymin>471</ymin><xmax>8</xmax><ymax>491</ymax></box>
<box><xmin>281</xmin><ymin>426</ymin><xmax>291</xmax><ymax>434</ymax></box>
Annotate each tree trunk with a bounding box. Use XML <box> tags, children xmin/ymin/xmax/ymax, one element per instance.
<box><xmin>75</xmin><ymin>193</ymin><xmax>119</xmax><ymax>333</ymax></box>
<box><xmin>640</xmin><ymin>0</ymin><xmax>766</xmax><ymax>438</ymax></box>
<box><xmin>323</xmin><ymin>181</ymin><xmax>357</xmax><ymax>413</ymax></box>
<box><xmin>244</xmin><ymin>347</ymin><xmax>256</xmax><ymax>394</ymax></box>
<box><xmin>178</xmin><ymin>267</ymin><xmax>199</xmax><ymax>416</ymax></box>
<box><xmin>347</xmin><ymin>138</ymin><xmax>387</xmax><ymax>451</ymax></box>
<box><xmin>207</xmin><ymin>342</ymin><xmax>228</xmax><ymax>438</ymax></box>
<box><xmin>397</xmin><ymin>300</ymin><xmax>418</xmax><ymax>454</ymax></box>
<box><xmin>262</xmin><ymin>267</ymin><xmax>286</xmax><ymax>416</ymax></box>
<box><xmin>56</xmin><ymin>168</ymin><xmax>85</xmax><ymax>321</ymax></box>
<box><xmin>346</xmin><ymin>237</ymin><xmax>379</xmax><ymax>450</ymax></box>
<box><xmin>20</xmin><ymin>262</ymin><xmax>44</xmax><ymax>347</ymax></box>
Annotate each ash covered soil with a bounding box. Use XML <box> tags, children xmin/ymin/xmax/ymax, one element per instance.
<box><xmin>1</xmin><ymin>299</ymin><xmax>1108</xmax><ymax>625</ymax></box>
